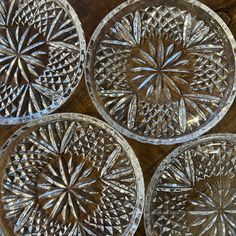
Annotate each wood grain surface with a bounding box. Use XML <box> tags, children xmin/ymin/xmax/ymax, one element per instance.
<box><xmin>0</xmin><ymin>0</ymin><xmax>236</xmax><ymax>235</ymax></box>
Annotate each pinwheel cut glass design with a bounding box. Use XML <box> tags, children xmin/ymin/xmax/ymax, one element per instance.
<box><xmin>86</xmin><ymin>0</ymin><xmax>236</xmax><ymax>144</ymax></box>
<box><xmin>0</xmin><ymin>0</ymin><xmax>85</xmax><ymax>124</ymax></box>
<box><xmin>145</xmin><ymin>134</ymin><xmax>236</xmax><ymax>236</ymax></box>
<box><xmin>0</xmin><ymin>114</ymin><xmax>144</xmax><ymax>236</ymax></box>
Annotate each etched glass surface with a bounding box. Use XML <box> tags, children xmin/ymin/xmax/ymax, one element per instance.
<box><xmin>0</xmin><ymin>114</ymin><xmax>144</xmax><ymax>236</ymax></box>
<box><xmin>86</xmin><ymin>0</ymin><xmax>236</xmax><ymax>144</ymax></box>
<box><xmin>145</xmin><ymin>134</ymin><xmax>236</xmax><ymax>235</ymax></box>
<box><xmin>0</xmin><ymin>0</ymin><xmax>86</xmax><ymax>124</ymax></box>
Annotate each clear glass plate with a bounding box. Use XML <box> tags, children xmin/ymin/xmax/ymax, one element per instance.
<box><xmin>0</xmin><ymin>0</ymin><xmax>86</xmax><ymax>124</ymax></box>
<box><xmin>145</xmin><ymin>133</ymin><xmax>236</xmax><ymax>235</ymax></box>
<box><xmin>0</xmin><ymin>113</ymin><xmax>144</xmax><ymax>236</ymax></box>
<box><xmin>86</xmin><ymin>0</ymin><xmax>236</xmax><ymax>145</ymax></box>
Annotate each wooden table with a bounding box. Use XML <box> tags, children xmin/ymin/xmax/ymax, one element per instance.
<box><xmin>0</xmin><ymin>0</ymin><xmax>236</xmax><ymax>235</ymax></box>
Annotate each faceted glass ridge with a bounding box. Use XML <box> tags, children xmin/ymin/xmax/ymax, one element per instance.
<box><xmin>86</xmin><ymin>0</ymin><xmax>236</xmax><ymax>145</ymax></box>
<box><xmin>145</xmin><ymin>134</ymin><xmax>236</xmax><ymax>236</ymax></box>
<box><xmin>0</xmin><ymin>0</ymin><xmax>86</xmax><ymax>124</ymax></box>
<box><xmin>0</xmin><ymin>113</ymin><xmax>144</xmax><ymax>236</ymax></box>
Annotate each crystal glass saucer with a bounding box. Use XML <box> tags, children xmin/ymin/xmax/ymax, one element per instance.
<box><xmin>86</xmin><ymin>0</ymin><xmax>236</xmax><ymax>145</ymax></box>
<box><xmin>0</xmin><ymin>0</ymin><xmax>86</xmax><ymax>124</ymax></box>
<box><xmin>145</xmin><ymin>133</ymin><xmax>236</xmax><ymax>235</ymax></box>
<box><xmin>0</xmin><ymin>113</ymin><xmax>144</xmax><ymax>236</ymax></box>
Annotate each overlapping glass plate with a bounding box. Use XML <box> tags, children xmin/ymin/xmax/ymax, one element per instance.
<box><xmin>86</xmin><ymin>0</ymin><xmax>236</xmax><ymax>145</ymax></box>
<box><xmin>0</xmin><ymin>113</ymin><xmax>144</xmax><ymax>235</ymax></box>
<box><xmin>145</xmin><ymin>134</ymin><xmax>236</xmax><ymax>235</ymax></box>
<box><xmin>0</xmin><ymin>0</ymin><xmax>86</xmax><ymax>124</ymax></box>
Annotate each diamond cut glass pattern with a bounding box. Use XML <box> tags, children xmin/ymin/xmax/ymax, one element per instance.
<box><xmin>0</xmin><ymin>113</ymin><xmax>144</xmax><ymax>236</ymax></box>
<box><xmin>86</xmin><ymin>0</ymin><xmax>236</xmax><ymax>144</ymax></box>
<box><xmin>0</xmin><ymin>0</ymin><xmax>86</xmax><ymax>124</ymax></box>
<box><xmin>145</xmin><ymin>134</ymin><xmax>236</xmax><ymax>236</ymax></box>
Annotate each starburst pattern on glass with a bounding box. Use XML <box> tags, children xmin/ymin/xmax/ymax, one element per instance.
<box><xmin>0</xmin><ymin>114</ymin><xmax>144</xmax><ymax>236</ymax></box>
<box><xmin>188</xmin><ymin>178</ymin><xmax>236</xmax><ymax>235</ymax></box>
<box><xmin>86</xmin><ymin>1</ymin><xmax>236</xmax><ymax>144</ymax></box>
<box><xmin>129</xmin><ymin>34</ymin><xmax>191</xmax><ymax>103</ymax></box>
<box><xmin>145</xmin><ymin>135</ymin><xmax>236</xmax><ymax>236</ymax></box>
<box><xmin>0</xmin><ymin>25</ymin><xmax>47</xmax><ymax>85</ymax></box>
<box><xmin>38</xmin><ymin>154</ymin><xmax>102</xmax><ymax>223</ymax></box>
<box><xmin>0</xmin><ymin>0</ymin><xmax>85</xmax><ymax>124</ymax></box>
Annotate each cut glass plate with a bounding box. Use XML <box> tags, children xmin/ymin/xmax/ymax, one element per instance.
<box><xmin>145</xmin><ymin>133</ymin><xmax>236</xmax><ymax>235</ymax></box>
<box><xmin>86</xmin><ymin>0</ymin><xmax>236</xmax><ymax>144</ymax></box>
<box><xmin>0</xmin><ymin>0</ymin><xmax>86</xmax><ymax>124</ymax></box>
<box><xmin>0</xmin><ymin>113</ymin><xmax>144</xmax><ymax>236</ymax></box>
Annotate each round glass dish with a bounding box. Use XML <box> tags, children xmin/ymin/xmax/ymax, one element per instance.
<box><xmin>86</xmin><ymin>0</ymin><xmax>236</xmax><ymax>145</ymax></box>
<box><xmin>0</xmin><ymin>113</ymin><xmax>144</xmax><ymax>236</ymax></box>
<box><xmin>0</xmin><ymin>0</ymin><xmax>86</xmax><ymax>124</ymax></box>
<box><xmin>145</xmin><ymin>133</ymin><xmax>236</xmax><ymax>235</ymax></box>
